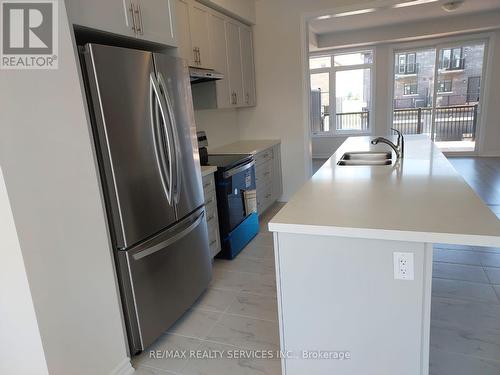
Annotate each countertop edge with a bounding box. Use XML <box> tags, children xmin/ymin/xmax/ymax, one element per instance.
<box><xmin>268</xmin><ymin>222</ymin><xmax>500</xmax><ymax>247</ymax></box>
<box><xmin>200</xmin><ymin>165</ymin><xmax>218</xmax><ymax>177</ymax></box>
<box><xmin>208</xmin><ymin>139</ymin><xmax>281</xmax><ymax>155</ymax></box>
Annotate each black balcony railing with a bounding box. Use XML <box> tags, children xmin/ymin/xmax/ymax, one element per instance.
<box><xmin>393</xmin><ymin>105</ymin><xmax>478</xmax><ymax>142</ymax></box>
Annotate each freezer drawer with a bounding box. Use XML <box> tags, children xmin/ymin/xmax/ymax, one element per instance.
<box><xmin>117</xmin><ymin>207</ymin><xmax>212</xmax><ymax>354</ymax></box>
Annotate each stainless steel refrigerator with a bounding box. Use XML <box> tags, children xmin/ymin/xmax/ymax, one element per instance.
<box><xmin>80</xmin><ymin>44</ymin><xmax>212</xmax><ymax>355</ymax></box>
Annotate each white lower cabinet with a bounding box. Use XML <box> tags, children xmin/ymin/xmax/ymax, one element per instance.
<box><xmin>202</xmin><ymin>173</ymin><xmax>221</xmax><ymax>257</ymax></box>
<box><xmin>255</xmin><ymin>143</ymin><xmax>282</xmax><ymax>214</ymax></box>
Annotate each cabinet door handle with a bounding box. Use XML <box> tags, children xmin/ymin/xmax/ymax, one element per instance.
<box><xmin>210</xmin><ymin>239</ymin><xmax>217</xmax><ymax>246</ymax></box>
<box><xmin>265</xmin><ymin>193</ymin><xmax>271</xmax><ymax>198</ymax></box>
<box><xmin>128</xmin><ymin>3</ymin><xmax>137</xmax><ymax>34</ymax></box>
<box><xmin>245</xmin><ymin>93</ymin><xmax>249</xmax><ymax>104</ymax></box>
<box><xmin>195</xmin><ymin>48</ymin><xmax>201</xmax><ymax>64</ymax></box>
<box><xmin>193</xmin><ymin>47</ymin><xmax>199</xmax><ymax>64</ymax></box>
<box><xmin>134</xmin><ymin>3</ymin><xmax>143</xmax><ymax>35</ymax></box>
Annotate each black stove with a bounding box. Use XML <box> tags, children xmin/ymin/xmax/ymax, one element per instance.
<box><xmin>196</xmin><ymin>132</ymin><xmax>259</xmax><ymax>260</ymax></box>
<box><xmin>205</xmin><ymin>154</ymin><xmax>254</xmax><ymax>172</ymax></box>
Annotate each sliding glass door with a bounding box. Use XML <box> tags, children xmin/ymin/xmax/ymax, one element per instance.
<box><xmin>392</xmin><ymin>40</ymin><xmax>486</xmax><ymax>153</ymax></box>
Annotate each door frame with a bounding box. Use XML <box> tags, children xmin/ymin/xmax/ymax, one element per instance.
<box><xmin>388</xmin><ymin>33</ymin><xmax>493</xmax><ymax>156</ymax></box>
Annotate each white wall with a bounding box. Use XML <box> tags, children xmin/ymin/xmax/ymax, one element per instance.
<box><xmin>237</xmin><ymin>0</ymin><xmax>374</xmax><ymax>200</ymax></box>
<box><xmin>0</xmin><ymin>2</ymin><xmax>132</xmax><ymax>374</ymax></box>
<box><xmin>317</xmin><ymin>10</ymin><xmax>500</xmax><ymax>49</ymax></box>
<box><xmin>0</xmin><ymin>168</ymin><xmax>49</xmax><ymax>375</ymax></box>
<box><xmin>312</xmin><ymin>11</ymin><xmax>500</xmax><ymax>158</ymax></box>
<box><xmin>195</xmin><ymin>109</ymin><xmax>241</xmax><ymax>149</ymax></box>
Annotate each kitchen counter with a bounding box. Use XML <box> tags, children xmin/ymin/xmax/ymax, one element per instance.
<box><xmin>200</xmin><ymin>165</ymin><xmax>217</xmax><ymax>177</ymax></box>
<box><xmin>209</xmin><ymin>139</ymin><xmax>281</xmax><ymax>155</ymax></box>
<box><xmin>270</xmin><ymin>135</ymin><xmax>500</xmax><ymax>375</ymax></box>
<box><xmin>269</xmin><ymin>135</ymin><xmax>500</xmax><ymax>247</ymax></box>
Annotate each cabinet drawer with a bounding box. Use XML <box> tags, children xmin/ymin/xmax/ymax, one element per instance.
<box><xmin>255</xmin><ymin>149</ymin><xmax>273</xmax><ymax>166</ymax></box>
<box><xmin>202</xmin><ymin>174</ymin><xmax>216</xmax><ymax>194</ymax></box>
<box><xmin>256</xmin><ymin>162</ymin><xmax>272</xmax><ymax>185</ymax></box>
<box><xmin>204</xmin><ymin>192</ymin><xmax>216</xmax><ymax>207</ymax></box>
<box><xmin>208</xmin><ymin>224</ymin><xmax>220</xmax><ymax>257</ymax></box>
<box><xmin>257</xmin><ymin>183</ymin><xmax>272</xmax><ymax>212</ymax></box>
<box><xmin>205</xmin><ymin>199</ymin><xmax>218</xmax><ymax>225</ymax></box>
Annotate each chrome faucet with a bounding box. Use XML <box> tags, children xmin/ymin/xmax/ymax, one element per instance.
<box><xmin>371</xmin><ymin>128</ymin><xmax>404</xmax><ymax>159</ymax></box>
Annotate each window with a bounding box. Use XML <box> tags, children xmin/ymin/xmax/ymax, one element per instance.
<box><xmin>309</xmin><ymin>56</ymin><xmax>331</xmax><ymax>69</ymax></box>
<box><xmin>439</xmin><ymin>48</ymin><xmax>464</xmax><ymax>70</ymax></box>
<box><xmin>396</xmin><ymin>52</ymin><xmax>417</xmax><ymax>74</ymax></box>
<box><xmin>309</xmin><ymin>50</ymin><xmax>373</xmax><ymax>135</ymax></box>
<box><xmin>404</xmin><ymin>83</ymin><xmax>418</xmax><ymax>96</ymax></box>
<box><xmin>437</xmin><ymin>80</ymin><xmax>453</xmax><ymax>93</ymax></box>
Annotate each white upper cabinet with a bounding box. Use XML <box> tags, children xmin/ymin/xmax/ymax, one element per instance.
<box><xmin>225</xmin><ymin>20</ymin><xmax>244</xmax><ymax>108</ymax></box>
<box><xmin>176</xmin><ymin>0</ymin><xmax>256</xmax><ymax>108</ymax></box>
<box><xmin>66</xmin><ymin>0</ymin><xmax>134</xmax><ymax>37</ymax></box>
<box><xmin>65</xmin><ymin>0</ymin><xmax>177</xmax><ymax>47</ymax></box>
<box><xmin>209</xmin><ymin>13</ymin><xmax>231</xmax><ymax>108</ymax></box>
<box><xmin>188</xmin><ymin>2</ymin><xmax>213</xmax><ymax>69</ymax></box>
<box><xmin>175</xmin><ymin>0</ymin><xmax>193</xmax><ymax>62</ymax></box>
<box><xmin>135</xmin><ymin>0</ymin><xmax>176</xmax><ymax>46</ymax></box>
<box><xmin>239</xmin><ymin>25</ymin><xmax>256</xmax><ymax>107</ymax></box>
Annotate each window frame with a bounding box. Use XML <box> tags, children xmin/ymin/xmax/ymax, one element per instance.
<box><xmin>440</xmin><ymin>47</ymin><xmax>464</xmax><ymax>70</ymax></box>
<box><xmin>403</xmin><ymin>82</ymin><xmax>418</xmax><ymax>96</ymax></box>
<box><xmin>437</xmin><ymin>79</ymin><xmax>453</xmax><ymax>93</ymax></box>
<box><xmin>309</xmin><ymin>49</ymin><xmax>375</xmax><ymax>137</ymax></box>
<box><xmin>396</xmin><ymin>52</ymin><xmax>417</xmax><ymax>75</ymax></box>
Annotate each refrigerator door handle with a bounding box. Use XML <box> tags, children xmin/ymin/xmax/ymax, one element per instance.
<box><xmin>158</xmin><ymin>72</ymin><xmax>182</xmax><ymax>206</ymax></box>
<box><xmin>132</xmin><ymin>209</ymin><xmax>205</xmax><ymax>260</ymax></box>
<box><xmin>150</xmin><ymin>73</ymin><xmax>174</xmax><ymax>204</ymax></box>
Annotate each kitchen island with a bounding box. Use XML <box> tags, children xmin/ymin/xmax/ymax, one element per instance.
<box><xmin>268</xmin><ymin>135</ymin><xmax>500</xmax><ymax>375</ymax></box>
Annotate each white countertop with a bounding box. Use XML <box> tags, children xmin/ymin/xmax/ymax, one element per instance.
<box><xmin>200</xmin><ymin>165</ymin><xmax>217</xmax><ymax>177</ymax></box>
<box><xmin>209</xmin><ymin>139</ymin><xmax>280</xmax><ymax>155</ymax></box>
<box><xmin>269</xmin><ymin>135</ymin><xmax>500</xmax><ymax>247</ymax></box>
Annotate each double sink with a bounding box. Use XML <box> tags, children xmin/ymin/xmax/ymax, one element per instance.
<box><xmin>337</xmin><ymin>151</ymin><xmax>392</xmax><ymax>166</ymax></box>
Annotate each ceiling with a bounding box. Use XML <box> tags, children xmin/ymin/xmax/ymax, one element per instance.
<box><xmin>309</xmin><ymin>0</ymin><xmax>500</xmax><ymax>35</ymax></box>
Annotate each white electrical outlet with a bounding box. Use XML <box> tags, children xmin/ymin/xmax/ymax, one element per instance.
<box><xmin>393</xmin><ymin>252</ymin><xmax>414</xmax><ymax>280</ymax></box>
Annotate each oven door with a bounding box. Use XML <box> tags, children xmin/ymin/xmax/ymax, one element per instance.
<box><xmin>216</xmin><ymin>160</ymin><xmax>256</xmax><ymax>236</ymax></box>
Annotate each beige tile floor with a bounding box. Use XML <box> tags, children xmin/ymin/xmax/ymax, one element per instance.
<box><xmin>133</xmin><ymin>204</ymin><xmax>284</xmax><ymax>375</ymax></box>
<box><xmin>135</xmin><ymin>158</ymin><xmax>500</xmax><ymax>375</ymax></box>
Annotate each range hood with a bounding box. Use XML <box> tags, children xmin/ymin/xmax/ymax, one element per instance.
<box><xmin>189</xmin><ymin>67</ymin><xmax>224</xmax><ymax>84</ymax></box>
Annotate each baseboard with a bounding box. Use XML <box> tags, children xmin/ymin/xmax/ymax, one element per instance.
<box><xmin>110</xmin><ymin>358</ymin><xmax>135</xmax><ymax>375</ymax></box>
<box><xmin>480</xmin><ymin>152</ymin><xmax>500</xmax><ymax>157</ymax></box>
<box><xmin>312</xmin><ymin>154</ymin><xmax>332</xmax><ymax>159</ymax></box>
